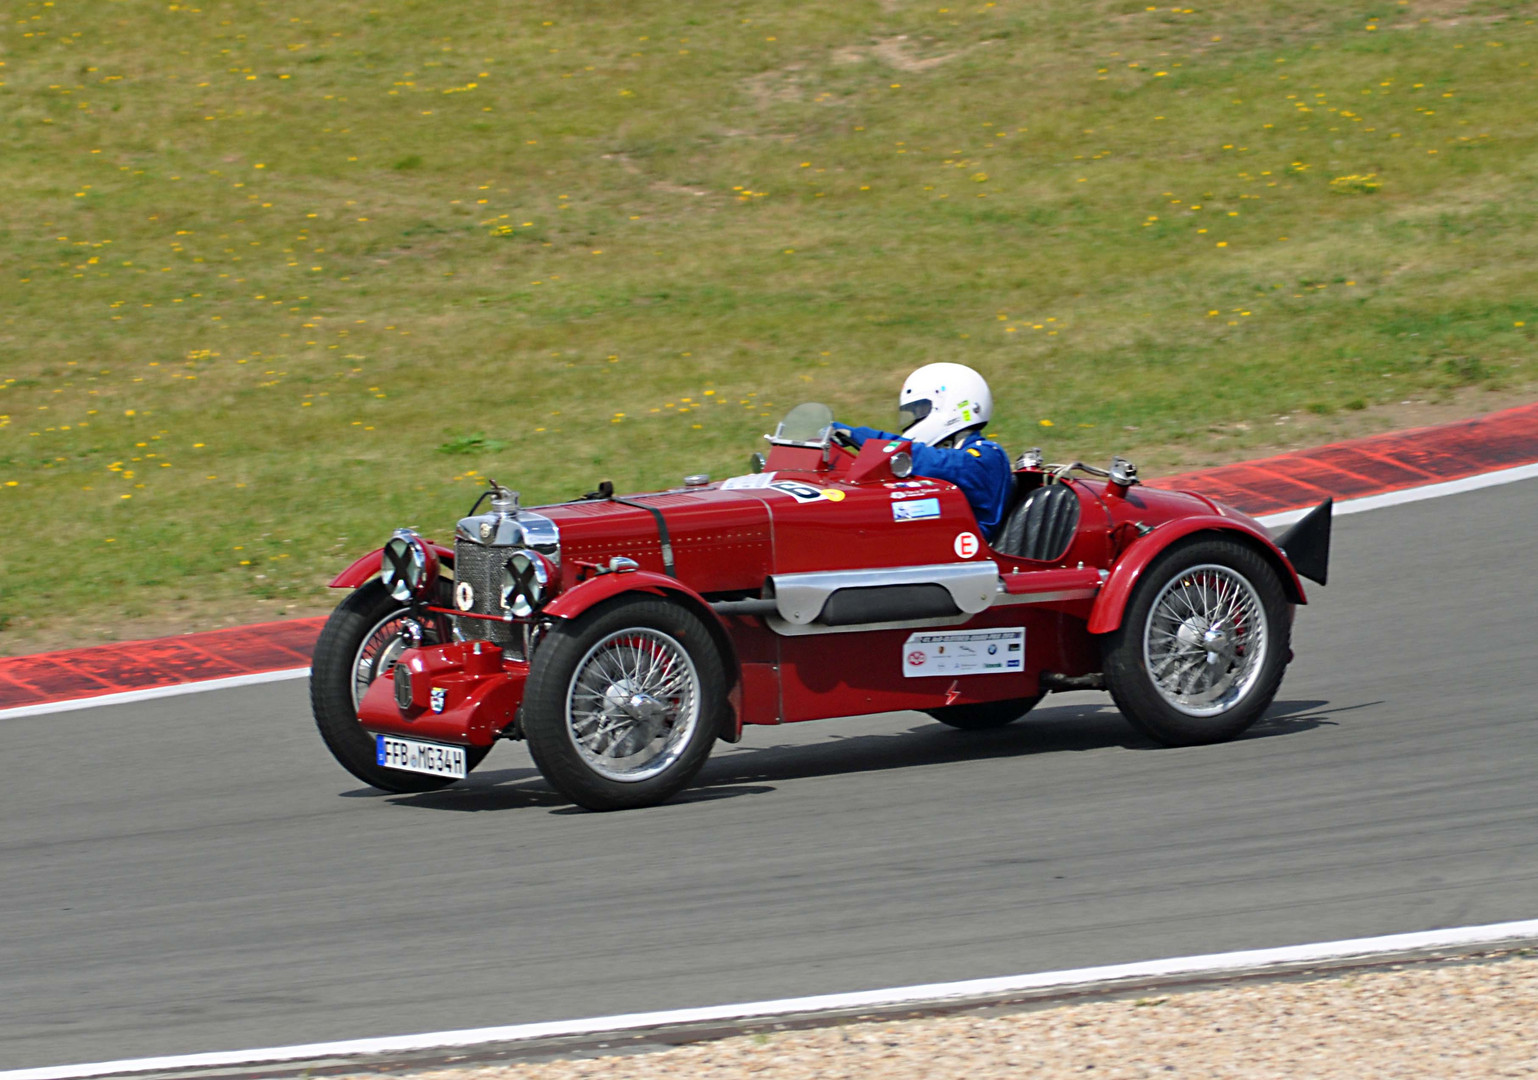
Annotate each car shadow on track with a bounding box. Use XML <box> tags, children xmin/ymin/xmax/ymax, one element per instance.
<box><xmin>367</xmin><ymin>697</ymin><xmax>1359</xmax><ymax>813</ymax></box>
<box><xmin>691</xmin><ymin>697</ymin><xmax>1351</xmax><ymax>790</ymax></box>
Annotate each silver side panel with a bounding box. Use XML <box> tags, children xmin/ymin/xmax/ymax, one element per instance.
<box><xmin>765</xmin><ymin>612</ymin><xmax>973</xmax><ymax>637</ymax></box>
<box><xmin>769</xmin><ymin>562</ymin><xmax>999</xmax><ymax>626</ymax></box>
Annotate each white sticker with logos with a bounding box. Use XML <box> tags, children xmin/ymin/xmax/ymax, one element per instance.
<box><xmin>888</xmin><ymin>481</ymin><xmax>942</xmax><ymax>501</ymax></box>
<box><xmin>892</xmin><ymin>497</ymin><xmax>940</xmax><ymax>521</ymax></box>
<box><xmin>902</xmin><ymin>628</ymin><xmax>1025</xmax><ymax>677</ymax></box>
<box><xmin>721</xmin><ymin>472</ymin><xmax>778</xmax><ymax>490</ymax></box>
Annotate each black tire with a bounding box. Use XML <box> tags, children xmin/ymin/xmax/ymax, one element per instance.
<box><xmin>310</xmin><ymin>579</ymin><xmax>489</xmax><ymax>792</ymax></box>
<box><xmin>925</xmin><ymin>696</ymin><xmax>1042</xmax><ymax>730</ymax></box>
<box><xmin>522</xmin><ymin>597</ymin><xmax>728</xmax><ymax>811</ymax></box>
<box><xmin>1102</xmin><ymin>537</ymin><xmax>1290</xmax><ymax>746</ymax></box>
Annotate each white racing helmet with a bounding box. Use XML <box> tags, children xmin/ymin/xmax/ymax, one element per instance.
<box><xmin>897</xmin><ymin>363</ymin><xmax>993</xmax><ymax>447</ymax></box>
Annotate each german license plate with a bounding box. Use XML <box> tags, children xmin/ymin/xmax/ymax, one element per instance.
<box><xmin>376</xmin><ymin>735</ymin><xmax>467</xmax><ymax>779</ymax></box>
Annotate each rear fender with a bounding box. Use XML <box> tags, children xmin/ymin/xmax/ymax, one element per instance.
<box><xmin>1086</xmin><ymin>516</ymin><xmax>1306</xmax><ymax>635</ymax></box>
<box><xmin>542</xmin><ymin>571</ymin><xmax>744</xmax><ymax>741</ymax></box>
<box><xmin>329</xmin><ymin>543</ymin><xmax>455</xmax><ymax>589</ymax></box>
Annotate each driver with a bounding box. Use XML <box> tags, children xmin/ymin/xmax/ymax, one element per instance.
<box><xmin>837</xmin><ymin>363</ymin><xmax>1013</xmax><ymax>541</ymax></box>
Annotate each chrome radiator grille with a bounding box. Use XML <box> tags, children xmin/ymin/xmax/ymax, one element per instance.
<box><xmin>453</xmin><ymin>539</ymin><xmax>521</xmax><ymax>656</ymax></box>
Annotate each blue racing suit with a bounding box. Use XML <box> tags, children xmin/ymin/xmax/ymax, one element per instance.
<box><xmin>844</xmin><ymin>425</ymin><xmax>1014</xmax><ymax>541</ymax></box>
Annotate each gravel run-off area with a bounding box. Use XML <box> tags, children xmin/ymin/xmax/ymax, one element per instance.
<box><xmin>347</xmin><ymin>953</ymin><xmax>1538</xmax><ymax>1080</ymax></box>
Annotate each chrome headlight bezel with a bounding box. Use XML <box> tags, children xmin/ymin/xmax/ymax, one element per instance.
<box><xmin>500</xmin><ymin>549</ymin><xmax>556</xmax><ymax>617</ymax></box>
<box><xmin>380</xmin><ymin>529</ymin><xmax>437</xmax><ymax>602</ymax></box>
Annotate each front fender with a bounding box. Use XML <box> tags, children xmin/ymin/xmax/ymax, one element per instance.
<box><xmin>329</xmin><ymin>543</ymin><xmax>455</xmax><ymax>589</ymax></box>
<box><xmin>542</xmin><ymin>569</ymin><xmax>714</xmax><ymax>621</ymax></box>
<box><xmin>541</xmin><ymin>571</ymin><xmax>744</xmax><ymax>742</ymax></box>
<box><xmin>1086</xmin><ymin>516</ymin><xmax>1306</xmax><ymax>635</ymax></box>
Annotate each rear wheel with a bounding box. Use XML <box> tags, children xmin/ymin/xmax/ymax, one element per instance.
<box><xmin>522</xmin><ymin>597</ymin><xmax>727</xmax><ymax>811</ymax></box>
<box><xmin>1102</xmin><ymin>537</ymin><xmax>1290</xmax><ymax>746</ymax></box>
<box><xmin>925</xmin><ymin>696</ymin><xmax>1042</xmax><ymax>730</ymax></box>
<box><xmin>310</xmin><ymin>579</ymin><xmax>488</xmax><ymax>792</ymax></box>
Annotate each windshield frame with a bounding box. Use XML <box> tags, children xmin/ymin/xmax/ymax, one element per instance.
<box><xmin>765</xmin><ymin>402</ymin><xmax>836</xmax><ymax>450</ymax></box>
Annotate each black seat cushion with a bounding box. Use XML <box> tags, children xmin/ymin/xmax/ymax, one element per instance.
<box><xmin>994</xmin><ymin>483</ymin><xmax>1080</xmax><ymax>562</ymax></box>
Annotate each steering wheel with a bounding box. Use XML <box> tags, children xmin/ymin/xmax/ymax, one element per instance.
<box><xmin>829</xmin><ymin>427</ymin><xmax>859</xmax><ymax>454</ymax></box>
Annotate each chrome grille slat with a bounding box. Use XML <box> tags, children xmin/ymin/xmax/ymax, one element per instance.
<box><xmin>453</xmin><ymin>539</ymin><xmax>522</xmax><ymax>657</ymax></box>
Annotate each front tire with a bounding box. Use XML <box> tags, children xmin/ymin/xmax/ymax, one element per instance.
<box><xmin>1102</xmin><ymin>537</ymin><xmax>1290</xmax><ymax>746</ymax></box>
<box><xmin>522</xmin><ymin>597</ymin><xmax>728</xmax><ymax>811</ymax></box>
<box><xmin>925</xmin><ymin>696</ymin><xmax>1042</xmax><ymax>730</ymax></box>
<box><xmin>310</xmin><ymin>579</ymin><xmax>488</xmax><ymax>792</ymax></box>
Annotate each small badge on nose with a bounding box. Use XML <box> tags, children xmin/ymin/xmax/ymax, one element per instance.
<box><xmin>455</xmin><ymin>580</ymin><xmax>475</xmax><ymax>611</ymax></box>
<box><xmin>430</xmin><ymin>687</ymin><xmax>447</xmax><ymax>714</ymax></box>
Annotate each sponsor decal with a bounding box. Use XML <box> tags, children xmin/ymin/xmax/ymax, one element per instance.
<box><xmin>720</xmin><ymin>472</ymin><xmax>779</xmax><ymax>490</ymax></box>
<box><xmin>893</xmin><ymin>497</ymin><xmax>941</xmax><ymax>521</ymax></box>
<box><xmin>954</xmin><ymin>531</ymin><xmax>980</xmax><ymax>558</ymax></box>
<box><xmin>770</xmin><ymin>480</ymin><xmax>845</xmax><ymax>504</ymax></box>
<box><xmin>888</xmin><ymin>481</ymin><xmax>941</xmax><ymax>501</ymax></box>
<box><xmin>454</xmin><ymin>580</ymin><xmax>476</xmax><ymax>611</ymax></box>
<box><xmin>902</xmin><ymin>628</ymin><xmax>1026</xmax><ymax>678</ymax></box>
<box><xmin>430</xmin><ymin>687</ymin><xmax>447</xmax><ymax>714</ymax></box>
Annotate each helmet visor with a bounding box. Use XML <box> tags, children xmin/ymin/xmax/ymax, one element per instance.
<box><xmin>898</xmin><ymin>398</ymin><xmax>932</xmax><ymax>435</ymax></box>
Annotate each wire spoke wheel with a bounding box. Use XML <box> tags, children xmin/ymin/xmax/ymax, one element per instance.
<box><xmin>566</xmin><ymin>628</ymin><xmax>701</xmax><ymax>782</ymax></box>
<box><xmin>1103</xmin><ymin>538</ymin><xmax>1291</xmax><ymax>747</ymax></box>
<box><xmin>350</xmin><ymin>608</ymin><xmax>420</xmax><ymax>710</ymax></box>
<box><xmin>522</xmin><ymin>597</ymin><xmax>726</xmax><ymax>810</ymax></box>
<box><xmin>1142</xmin><ymin>564</ymin><xmax>1268</xmax><ymax>717</ymax></box>
<box><xmin>311</xmin><ymin>579</ymin><xmax>487</xmax><ymax>793</ymax></box>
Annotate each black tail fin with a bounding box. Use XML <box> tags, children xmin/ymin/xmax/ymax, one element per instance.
<box><xmin>1277</xmin><ymin>497</ymin><xmax>1332</xmax><ymax>587</ymax></box>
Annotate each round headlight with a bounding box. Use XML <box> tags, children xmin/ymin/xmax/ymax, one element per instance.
<box><xmin>380</xmin><ymin>530</ymin><xmax>435</xmax><ymax>602</ymax></box>
<box><xmin>501</xmin><ymin>549</ymin><xmax>551</xmax><ymax>617</ymax></box>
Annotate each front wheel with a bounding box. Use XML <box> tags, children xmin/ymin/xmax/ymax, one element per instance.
<box><xmin>522</xmin><ymin>597</ymin><xmax>728</xmax><ymax>811</ymax></box>
<box><xmin>310</xmin><ymin>579</ymin><xmax>489</xmax><ymax>792</ymax></box>
<box><xmin>1102</xmin><ymin>537</ymin><xmax>1290</xmax><ymax>746</ymax></box>
<box><xmin>925</xmin><ymin>696</ymin><xmax>1042</xmax><ymax>730</ymax></box>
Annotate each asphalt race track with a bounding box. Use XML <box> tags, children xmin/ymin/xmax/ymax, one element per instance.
<box><xmin>3</xmin><ymin>479</ymin><xmax>1537</xmax><ymax>1071</ymax></box>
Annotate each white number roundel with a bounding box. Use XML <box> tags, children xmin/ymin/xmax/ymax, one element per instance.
<box><xmin>954</xmin><ymin>532</ymin><xmax>979</xmax><ymax>558</ymax></box>
<box><xmin>454</xmin><ymin>580</ymin><xmax>476</xmax><ymax>611</ymax></box>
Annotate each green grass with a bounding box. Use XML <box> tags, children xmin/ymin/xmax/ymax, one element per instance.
<box><xmin>1</xmin><ymin>0</ymin><xmax>1535</xmax><ymax>646</ymax></box>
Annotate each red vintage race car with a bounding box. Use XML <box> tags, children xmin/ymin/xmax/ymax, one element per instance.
<box><xmin>312</xmin><ymin>403</ymin><xmax>1331</xmax><ymax>810</ymax></box>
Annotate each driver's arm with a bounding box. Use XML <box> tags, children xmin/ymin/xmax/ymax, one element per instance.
<box><xmin>835</xmin><ymin>424</ymin><xmax>1013</xmax><ymax>539</ymax></box>
<box><xmin>840</xmin><ymin>425</ymin><xmax>897</xmax><ymax>448</ymax></box>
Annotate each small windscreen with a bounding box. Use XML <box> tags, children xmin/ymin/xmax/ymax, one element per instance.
<box><xmin>898</xmin><ymin>398</ymin><xmax>932</xmax><ymax>433</ymax></box>
<box><xmin>775</xmin><ymin>402</ymin><xmax>835</xmax><ymax>444</ymax></box>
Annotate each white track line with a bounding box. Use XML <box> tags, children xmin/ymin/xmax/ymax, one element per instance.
<box><xmin>2</xmin><ymin>458</ymin><xmax>1535</xmax><ymax>723</ymax></box>
<box><xmin>7</xmin><ymin>919</ymin><xmax>1537</xmax><ymax>1080</ymax></box>
<box><xmin>0</xmin><ymin>667</ymin><xmax>308</xmax><ymax>721</ymax></box>
<box><xmin>1254</xmin><ymin>460</ymin><xmax>1538</xmax><ymax>527</ymax></box>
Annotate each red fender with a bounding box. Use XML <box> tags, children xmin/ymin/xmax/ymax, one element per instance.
<box><xmin>1086</xmin><ymin>515</ymin><xmax>1306</xmax><ymax>635</ymax></box>
<box><xmin>542</xmin><ymin>569</ymin><xmax>715</xmax><ymax>621</ymax></box>
<box><xmin>328</xmin><ymin>542</ymin><xmax>455</xmax><ymax>588</ymax></box>
<box><xmin>541</xmin><ymin>571</ymin><xmax>744</xmax><ymax>740</ymax></box>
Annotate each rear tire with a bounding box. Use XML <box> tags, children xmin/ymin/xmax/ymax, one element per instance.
<box><xmin>311</xmin><ymin>580</ymin><xmax>488</xmax><ymax>792</ymax></box>
<box><xmin>522</xmin><ymin>597</ymin><xmax>727</xmax><ymax>811</ymax></box>
<box><xmin>925</xmin><ymin>696</ymin><xmax>1042</xmax><ymax>730</ymax></box>
<box><xmin>1102</xmin><ymin>537</ymin><xmax>1290</xmax><ymax>746</ymax></box>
